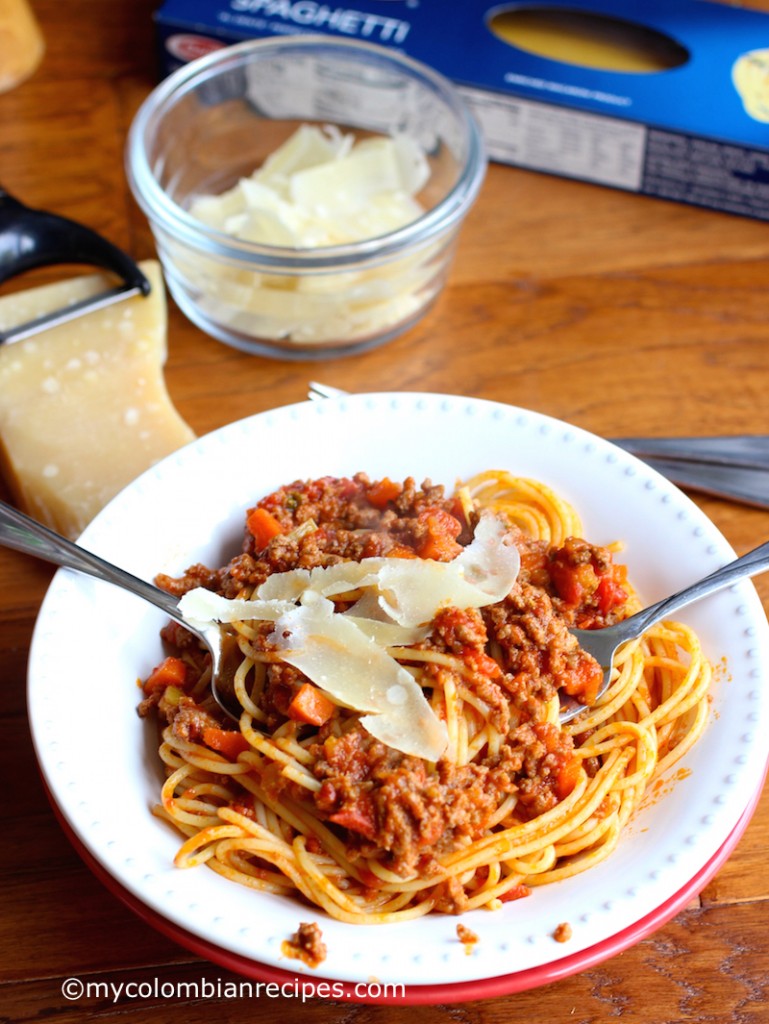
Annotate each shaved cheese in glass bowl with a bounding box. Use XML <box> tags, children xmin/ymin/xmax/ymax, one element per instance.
<box><xmin>178</xmin><ymin>125</ymin><xmax>435</xmax><ymax>346</ymax></box>
<box><xmin>126</xmin><ymin>36</ymin><xmax>486</xmax><ymax>359</ymax></box>
<box><xmin>189</xmin><ymin>124</ymin><xmax>430</xmax><ymax>248</ymax></box>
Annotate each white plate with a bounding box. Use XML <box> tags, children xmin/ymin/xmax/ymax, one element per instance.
<box><xmin>28</xmin><ymin>393</ymin><xmax>769</xmax><ymax>993</ymax></box>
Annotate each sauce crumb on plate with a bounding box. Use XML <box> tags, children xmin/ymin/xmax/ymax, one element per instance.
<box><xmin>281</xmin><ymin>921</ymin><xmax>327</xmax><ymax>967</ymax></box>
<box><xmin>456</xmin><ymin>922</ymin><xmax>479</xmax><ymax>955</ymax></box>
<box><xmin>553</xmin><ymin>922</ymin><xmax>573</xmax><ymax>943</ymax></box>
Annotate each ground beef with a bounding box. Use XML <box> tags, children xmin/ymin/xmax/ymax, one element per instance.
<box><xmin>425</xmin><ymin>607</ymin><xmax>511</xmax><ymax>733</ymax></box>
<box><xmin>483</xmin><ymin>579</ymin><xmax>602</xmax><ymax>715</ymax></box>
<box><xmin>154</xmin><ymin>474</ymin><xmax>463</xmax><ymax>598</ymax></box>
<box><xmin>145</xmin><ymin>474</ymin><xmax>630</xmax><ymax>884</ymax></box>
<box><xmin>166</xmin><ymin>700</ymin><xmax>226</xmax><ymax>742</ymax></box>
<box><xmin>259</xmin><ymin>661</ymin><xmax>310</xmax><ymax>729</ymax></box>
<box><xmin>311</xmin><ymin>726</ymin><xmax>524</xmax><ymax>877</ymax></box>
<box><xmin>431</xmin><ymin>606</ymin><xmax>489</xmax><ymax>651</ymax></box>
<box><xmin>155</xmin><ymin>562</ymin><xmax>220</xmax><ymax>597</ymax></box>
<box><xmin>456</xmin><ymin>922</ymin><xmax>479</xmax><ymax>952</ymax></box>
<box><xmin>282</xmin><ymin>922</ymin><xmax>327</xmax><ymax>967</ymax></box>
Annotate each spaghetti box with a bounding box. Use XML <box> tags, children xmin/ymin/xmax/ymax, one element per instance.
<box><xmin>154</xmin><ymin>0</ymin><xmax>769</xmax><ymax>221</ymax></box>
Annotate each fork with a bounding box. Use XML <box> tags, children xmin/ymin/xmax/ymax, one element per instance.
<box><xmin>565</xmin><ymin>537</ymin><xmax>769</xmax><ymax>722</ymax></box>
<box><xmin>0</xmin><ymin>499</ymin><xmax>241</xmax><ymax>722</ymax></box>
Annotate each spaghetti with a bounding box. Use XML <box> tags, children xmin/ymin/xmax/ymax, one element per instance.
<box><xmin>139</xmin><ymin>471</ymin><xmax>711</xmax><ymax>923</ymax></box>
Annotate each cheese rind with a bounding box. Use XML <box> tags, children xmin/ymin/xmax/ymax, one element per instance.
<box><xmin>0</xmin><ymin>261</ymin><xmax>195</xmax><ymax>538</ymax></box>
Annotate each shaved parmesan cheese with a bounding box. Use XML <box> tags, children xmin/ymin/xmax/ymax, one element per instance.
<box><xmin>178</xmin><ymin>588</ymin><xmax>294</xmax><ymax>628</ymax></box>
<box><xmin>257</xmin><ymin>511</ymin><xmax>519</xmax><ymax>627</ymax></box>
<box><xmin>256</xmin><ymin>560</ymin><xmax>381</xmax><ymax>603</ymax></box>
<box><xmin>0</xmin><ymin>261</ymin><xmax>194</xmax><ymax>538</ymax></box>
<box><xmin>376</xmin><ymin>515</ymin><xmax>518</xmax><ymax>626</ymax></box>
<box><xmin>177</xmin><ymin>513</ymin><xmax>518</xmax><ymax>761</ymax></box>
<box><xmin>190</xmin><ymin>125</ymin><xmax>428</xmax><ymax>249</ymax></box>
<box><xmin>290</xmin><ymin>138</ymin><xmax>407</xmax><ymax>216</ymax></box>
<box><xmin>270</xmin><ymin>594</ymin><xmax>447</xmax><ymax>761</ymax></box>
<box><xmin>185</xmin><ymin>124</ymin><xmax>435</xmax><ymax>347</ymax></box>
<box><xmin>255</xmin><ymin>567</ymin><xmax>312</xmax><ymax>603</ymax></box>
<box><xmin>256</xmin><ymin>123</ymin><xmax>351</xmax><ymax>198</ymax></box>
<box><xmin>344</xmin><ymin>615</ymin><xmax>430</xmax><ymax>647</ymax></box>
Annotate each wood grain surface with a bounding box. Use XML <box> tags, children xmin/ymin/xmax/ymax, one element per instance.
<box><xmin>2</xmin><ymin>3</ymin><xmax>769</xmax><ymax>1021</ymax></box>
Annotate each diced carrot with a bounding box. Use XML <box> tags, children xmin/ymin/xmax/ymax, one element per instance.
<box><xmin>287</xmin><ymin>683</ymin><xmax>335</xmax><ymax>727</ymax></box>
<box><xmin>366</xmin><ymin>476</ymin><xmax>403</xmax><ymax>509</ymax></box>
<box><xmin>202</xmin><ymin>727</ymin><xmax>251</xmax><ymax>760</ymax></box>
<box><xmin>387</xmin><ymin>543</ymin><xmax>418</xmax><ymax>559</ymax></box>
<box><xmin>561</xmin><ymin>654</ymin><xmax>604</xmax><ymax>704</ymax></box>
<box><xmin>555</xmin><ymin>756</ymin><xmax>583</xmax><ymax>800</ymax></box>
<box><xmin>416</xmin><ymin>508</ymin><xmax>463</xmax><ymax>561</ymax></box>
<box><xmin>144</xmin><ymin>656</ymin><xmax>187</xmax><ymax>694</ymax></box>
<box><xmin>550</xmin><ymin>560</ymin><xmax>597</xmax><ymax>607</ymax></box>
<box><xmin>246</xmin><ymin>506</ymin><xmax>284</xmax><ymax>549</ymax></box>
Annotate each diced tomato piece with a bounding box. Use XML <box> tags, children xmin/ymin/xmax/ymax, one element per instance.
<box><xmin>202</xmin><ymin>727</ymin><xmax>251</xmax><ymax>760</ymax></box>
<box><xmin>416</xmin><ymin>508</ymin><xmax>463</xmax><ymax>561</ymax></box>
<box><xmin>356</xmin><ymin>864</ymin><xmax>383</xmax><ymax>890</ymax></box>
<box><xmin>144</xmin><ymin>656</ymin><xmax>187</xmax><ymax>694</ymax></box>
<box><xmin>462</xmin><ymin>647</ymin><xmax>502</xmax><ymax>679</ymax></box>
<box><xmin>246</xmin><ymin>506</ymin><xmax>284</xmax><ymax>549</ymax></box>
<box><xmin>287</xmin><ymin>683</ymin><xmax>335</xmax><ymax>727</ymax></box>
<box><xmin>328</xmin><ymin>802</ymin><xmax>377</xmax><ymax>841</ymax></box>
<box><xmin>498</xmin><ymin>884</ymin><xmax>531</xmax><ymax>903</ymax></box>
<box><xmin>334</xmin><ymin>477</ymin><xmax>360</xmax><ymax>500</ymax></box>
<box><xmin>595</xmin><ymin>569</ymin><xmax>628</xmax><ymax>616</ymax></box>
<box><xmin>366</xmin><ymin>477</ymin><xmax>403</xmax><ymax>509</ymax></box>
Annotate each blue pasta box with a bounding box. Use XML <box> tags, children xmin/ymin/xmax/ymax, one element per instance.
<box><xmin>154</xmin><ymin>0</ymin><xmax>769</xmax><ymax>220</ymax></box>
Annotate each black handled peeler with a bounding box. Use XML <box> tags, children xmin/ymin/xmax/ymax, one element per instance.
<box><xmin>0</xmin><ymin>187</ymin><xmax>151</xmax><ymax>344</ymax></box>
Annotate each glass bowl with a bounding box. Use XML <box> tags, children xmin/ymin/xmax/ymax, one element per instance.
<box><xmin>125</xmin><ymin>35</ymin><xmax>486</xmax><ymax>360</ymax></box>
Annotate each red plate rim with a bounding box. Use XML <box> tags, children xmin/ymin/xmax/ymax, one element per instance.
<box><xmin>42</xmin><ymin>772</ymin><xmax>765</xmax><ymax>1006</ymax></box>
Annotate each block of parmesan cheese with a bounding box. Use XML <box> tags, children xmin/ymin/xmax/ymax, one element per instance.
<box><xmin>0</xmin><ymin>261</ymin><xmax>195</xmax><ymax>538</ymax></box>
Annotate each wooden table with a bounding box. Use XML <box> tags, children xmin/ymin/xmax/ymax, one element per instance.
<box><xmin>2</xmin><ymin>3</ymin><xmax>769</xmax><ymax>1020</ymax></box>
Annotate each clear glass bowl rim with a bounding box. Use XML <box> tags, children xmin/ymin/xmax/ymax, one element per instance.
<box><xmin>125</xmin><ymin>34</ymin><xmax>487</xmax><ymax>271</ymax></box>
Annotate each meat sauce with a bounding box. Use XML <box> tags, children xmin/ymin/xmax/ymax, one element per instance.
<box><xmin>143</xmin><ymin>474</ymin><xmax>629</xmax><ymax>905</ymax></box>
<box><xmin>281</xmin><ymin>921</ymin><xmax>327</xmax><ymax>968</ymax></box>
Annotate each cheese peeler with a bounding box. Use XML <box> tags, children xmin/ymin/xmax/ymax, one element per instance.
<box><xmin>0</xmin><ymin>187</ymin><xmax>151</xmax><ymax>344</ymax></box>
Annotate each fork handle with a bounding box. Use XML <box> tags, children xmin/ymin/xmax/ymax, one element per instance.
<box><xmin>613</xmin><ymin>435</ymin><xmax>769</xmax><ymax>470</ymax></box>
<box><xmin>625</xmin><ymin>539</ymin><xmax>769</xmax><ymax>637</ymax></box>
<box><xmin>639</xmin><ymin>458</ymin><xmax>769</xmax><ymax>510</ymax></box>
<box><xmin>0</xmin><ymin>500</ymin><xmax>181</xmax><ymax>620</ymax></box>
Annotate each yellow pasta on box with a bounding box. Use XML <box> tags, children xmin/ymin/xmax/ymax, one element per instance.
<box><xmin>0</xmin><ymin>261</ymin><xmax>195</xmax><ymax>538</ymax></box>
